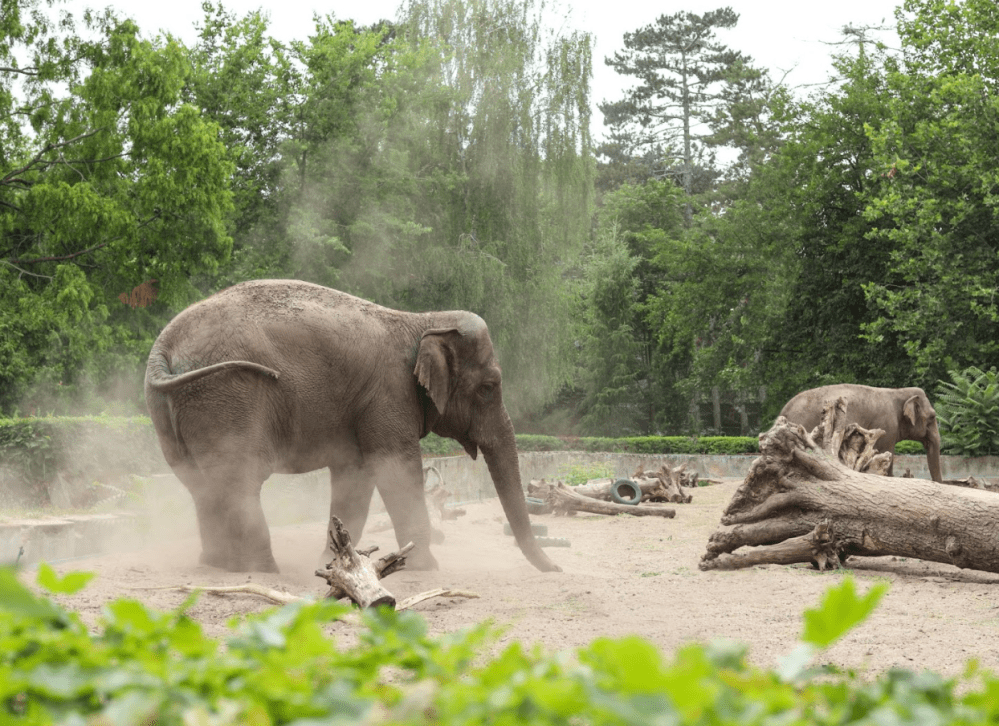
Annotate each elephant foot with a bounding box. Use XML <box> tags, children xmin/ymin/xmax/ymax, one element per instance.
<box><xmin>407</xmin><ymin>547</ymin><xmax>440</xmax><ymax>571</ymax></box>
<box><xmin>200</xmin><ymin>549</ymin><xmax>280</xmax><ymax>574</ymax></box>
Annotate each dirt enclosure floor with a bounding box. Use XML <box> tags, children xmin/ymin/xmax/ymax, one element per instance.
<box><xmin>33</xmin><ymin>478</ymin><xmax>999</xmax><ymax>677</ymax></box>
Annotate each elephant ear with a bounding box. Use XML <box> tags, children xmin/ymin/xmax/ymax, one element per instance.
<box><xmin>415</xmin><ymin>328</ymin><xmax>459</xmax><ymax>415</ymax></box>
<box><xmin>903</xmin><ymin>395</ymin><xmax>925</xmax><ymax>427</ymax></box>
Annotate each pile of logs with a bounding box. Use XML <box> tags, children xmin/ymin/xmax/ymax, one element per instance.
<box><xmin>527</xmin><ymin>462</ymin><xmax>698</xmax><ymax>518</ymax></box>
<box><xmin>700</xmin><ymin>396</ymin><xmax>999</xmax><ymax>574</ymax></box>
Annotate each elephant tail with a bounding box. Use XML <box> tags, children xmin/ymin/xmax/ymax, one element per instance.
<box><xmin>145</xmin><ymin>350</ymin><xmax>280</xmax><ymax>393</ymax></box>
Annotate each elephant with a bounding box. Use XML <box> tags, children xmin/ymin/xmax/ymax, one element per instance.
<box><xmin>778</xmin><ymin>383</ymin><xmax>943</xmax><ymax>482</ymax></box>
<box><xmin>144</xmin><ymin>279</ymin><xmax>560</xmax><ymax>574</ymax></box>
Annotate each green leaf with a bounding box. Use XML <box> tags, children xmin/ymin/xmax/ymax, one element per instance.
<box><xmin>0</xmin><ymin>567</ymin><xmax>69</xmax><ymax>623</ymax></box>
<box><xmin>37</xmin><ymin>563</ymin><xmax>94</xmax><ymax>595</ymax></box>
<box><xmin>801</xmin><ymin>576</ymin><xmax>887</xmax><ymax>649</ymax></box>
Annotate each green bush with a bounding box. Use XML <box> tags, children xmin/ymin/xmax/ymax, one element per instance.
<box><xmin>511</xmin><ymin>435</ymin><xmax>760</xmax><ymax>455</ymax></box>
<box><xmin>0</xmin><ymin>416</ymin><xmax>163</xmax><ymax>508</ymax></box>
<box><xmin>895</xmin><ymin>440</ymin><xmax>926</xmax><ymax>455</ymax></box>
<box><xmin>554</xmin><ymin>460</ymin><xmax>615</xmax><ymax>485</ymax></box>
<box><xmin>5</xmin><ymin>566</ymin><xmax>998</xmax><ymax>724</ymax></box>
<box><xmin>420</xmin><ymin>432</ymin><xmax>464</xmax><ymax>457</ymax></box>
<box><xmin>935</xmin><ymin>366</ymin><xmax>999</xmax><ymax>456</ymax></box>
<box><xmin>512</xmin><ymin>434</ymin><xmax>566</xmax><ymax>452</ymax></box>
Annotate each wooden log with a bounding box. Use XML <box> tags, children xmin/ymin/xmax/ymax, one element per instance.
<box><xmin>571</xmin><ymin>463</ymin><xmax>694</xmax><ymax>504</ymax></box>
<box><xmin>700</xmin><ymin>520</ymin><xmax>841</xmax><ymax>571</ymax></box>
<box><xmin>316</xmin><ymin>516</ymin><xmax>399</xmax><ymax>608</ymax></box>
<box><xmin>550</xmin><ymin>482</ymin><xmax>676</xmax><ymax>518</ymax></box>
<box><xmin>700</xmin><ymin>397</ymin><xmax>999</xmax><ymax>574</ymax></box>
<box><xmin>635</xmin><ymin>463</ymin><xmax>692</xmax><ymax>504</ymax></box>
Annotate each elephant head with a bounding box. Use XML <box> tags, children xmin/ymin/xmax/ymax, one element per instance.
<box><xmin>900</xmin><ymin>391</ymin><xmax>943</xmax><ymax>482</ymax></box>
<box><xmin>415</xmin><ymin>315</ymin><xmax>560</xmax><ymax>572</ymax></box>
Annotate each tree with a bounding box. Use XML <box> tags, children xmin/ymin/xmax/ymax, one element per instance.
<box><xmin>184</xmin><ymin>2</ymin><xmax>297</xmax><ymax>285</ymax></box>
<box><xmin>0</xmin><ymin>0</ymin><xmax>233</xmax><ymax>413</ymax></box>
<box><xmin>184</xmin><ymin>6</ymin><xmax>395</xmax><ymax>291</ymax></box>
<box><xmin>370</xmin><ymin>0</ymin><xmax>595</xmax><ymax>417</ymax></box>
<box><xmin>742</xmin><ymin>41</ymin><xmax>914</xmax><ymax>412</ymax></box>
<box><xmin>862</xmin><ymin>0</ymin><xmax>999</xmax><ymax>385</ymax></box>
<box><xmin>600</xmin><ymin>7</ymin><xmax>758</xmax><ymax>224</ymax></box>
<box><xmin>578</xmin><ymin>179</ymin><xmax>686</xmax><ymax>434</ymax></box>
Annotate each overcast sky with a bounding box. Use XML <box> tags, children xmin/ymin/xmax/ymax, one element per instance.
<box><xmin>60</xmin><ymin>0</ymin><xmax>903</xmax><ymax>139</ymax></box>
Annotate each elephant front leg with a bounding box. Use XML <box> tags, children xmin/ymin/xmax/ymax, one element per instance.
<box><xmin>375</xmin><ymin>457</ymin><xmax>439</xmax><ymax>571</ymax></box>
<box><xmin>322</xmin><ymin>464</ymin><xmax>377</xmax><ymax>567</ymax></box>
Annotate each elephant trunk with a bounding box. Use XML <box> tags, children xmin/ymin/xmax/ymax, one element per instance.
<box><xmin>480</xmin><ymin>415</ymin><xmax>561</xmax><ymax>573</ymax></box>
<box><xmin>926</xmin><ymin>431</ymin><xmax>943</xmax><ymax>483</ymax></box>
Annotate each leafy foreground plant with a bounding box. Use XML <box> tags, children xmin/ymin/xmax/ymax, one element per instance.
<box><xmin>3</xmin><ymin>567</ymin><xmax>998</xmax><ymax>725</ymax></box>
<box><xmin>936</xmin><ymin>366</ymin><xmax>999</xmax><ymax>456</ymax></box>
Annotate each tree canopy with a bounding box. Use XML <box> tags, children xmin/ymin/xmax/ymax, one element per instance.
<box><xmin>1</xmin><ymin>0</ymin><xmax>233</xmax><ymax>413</ymax></box>
<box><xmin>3</xmin><ymin>0</ymin><xmax>998</xmax><ymax>441</ymax></box>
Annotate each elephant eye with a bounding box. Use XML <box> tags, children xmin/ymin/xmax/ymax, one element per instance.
<box><xmin>478</xmin><ymin>382</ymin><xmax>497</xmax><ymax>399</ymax></box>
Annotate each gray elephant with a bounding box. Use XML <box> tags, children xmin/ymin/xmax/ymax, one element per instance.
<box><xmin>779</xmin><ymin>383</ymin><xmax>943</xmax><ymax>482</ymax></box>
<box><xmin>144</xmin><ymin>279</ymin><xmax>560</xmax><ymax>573</ymax></box>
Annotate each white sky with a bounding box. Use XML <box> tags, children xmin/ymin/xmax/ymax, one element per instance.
<box><xmin>60</xmin><ymin>0</ymin><xmax>902</xmax><ymax>139</ymax></box>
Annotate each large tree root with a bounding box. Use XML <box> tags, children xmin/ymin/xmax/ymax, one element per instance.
<box><xmin>700</xmin><ymin>396</ymin><xmax>999</xmax><ymax>574</ymax></box>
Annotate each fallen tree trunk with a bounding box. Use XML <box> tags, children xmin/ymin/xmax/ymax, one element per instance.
<box><xmin>549</xmin><ymin>482</ymin><xmax>676</xmax><ymax>518</ymax></box>
<box><xmin>700</xmin><ymin>397</ymin><xmax>999</xmax><ymax>574</ymax></box>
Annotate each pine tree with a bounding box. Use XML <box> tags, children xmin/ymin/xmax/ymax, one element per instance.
<box><xmin>600</xmin><ymin>7</ymin><xmax>757</xmax><ymax>224</ymax></box>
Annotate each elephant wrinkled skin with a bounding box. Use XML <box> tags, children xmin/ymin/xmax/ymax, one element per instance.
<box><xmin>779</xmin><ymin>383</ymin><xmax>943</xmax><ymax>482</ymax></box>
<box><xmin>144</xmin><ymin>279</ymin><xmax>560</xmax><ymax>574</ymax></box>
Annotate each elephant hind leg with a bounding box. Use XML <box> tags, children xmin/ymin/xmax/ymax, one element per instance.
<box><xmin>172</xmin><ymin>459</ymin><xmax>278</xmax><ymax>573</ymax></box>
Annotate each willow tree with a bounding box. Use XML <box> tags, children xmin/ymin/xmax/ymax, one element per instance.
<box><xmin>377</xmin><ymin>0</ymin><xmax>594</xmax><ymax>416</ymax></box>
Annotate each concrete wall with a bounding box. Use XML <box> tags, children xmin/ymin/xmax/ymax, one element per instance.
<box><xmin>7</xmin><ymin>451</ymin><xmax>996</xmax><ymax>566</ymax></box>
<box><xmin>415</xmin><ymin>451</ymin><xmax>999</xmax><ymax>504</ymax></box>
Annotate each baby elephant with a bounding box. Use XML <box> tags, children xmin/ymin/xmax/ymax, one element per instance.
<box><xmin>145</xmin><ymin>279</ymin><xmax>560</xmax><ymax>574</ymax></box>
<box><xmin>779</xmin><ymin>383</ymin><xmax>942</xmax><ymax>481</ymax></box>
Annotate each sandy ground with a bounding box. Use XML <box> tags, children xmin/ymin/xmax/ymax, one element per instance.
<box><xmin>33</xmin><ymin>479</ymin><xmax>999</xmax><ymax>677</ymax></box>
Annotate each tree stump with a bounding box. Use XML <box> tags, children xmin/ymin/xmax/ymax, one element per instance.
<box><xmin>700</xmin><ymin>397</ymin><xmax>999</xmax><ymax>574</ymax></box>
<box><xmin>315</xmin><ymin>516</ymin><xmax>408</xmax><ymax>608</ymax></box>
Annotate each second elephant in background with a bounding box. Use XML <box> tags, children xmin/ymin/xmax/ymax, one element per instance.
<box><xmin>779</xmin><ymin>383</ymin><xmax>943</xmax><ymax>482</ymax></box>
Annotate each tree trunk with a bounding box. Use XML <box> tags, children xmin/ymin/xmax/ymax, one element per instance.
<box><xmin>700</xmin><ymin>397</ymin><xmax>999</xmax><ymax>574</ymax></box>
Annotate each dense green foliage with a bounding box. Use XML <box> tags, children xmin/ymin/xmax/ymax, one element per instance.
<box><xmin>6</xmin><ymin>567</ymin><xmax>999</xmax><ymax>724</ymax></box>
<box><xmin>934</xmin><ymin>366</ymin><xmax>999</xmax><ymax>456</ymax></box>
<box><xmin>1</xmin><ymin>0</ymin><xmax>234</xmax><ymax>414</ymax></box>
<box><xmin>3</xmin><ymin>0</ymin><xmax>999</xmax><ymax>443</ymax></box>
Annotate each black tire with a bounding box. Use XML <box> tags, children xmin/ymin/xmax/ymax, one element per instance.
<box><xmin>610</xmin><ymin>478</ymin><xmax>642</xmax><ymax>506</ymax></box>
<box><xmin>526</xmin><ymin>498</ymin><xmax>553</xmax><ymax>515</ymax></box>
